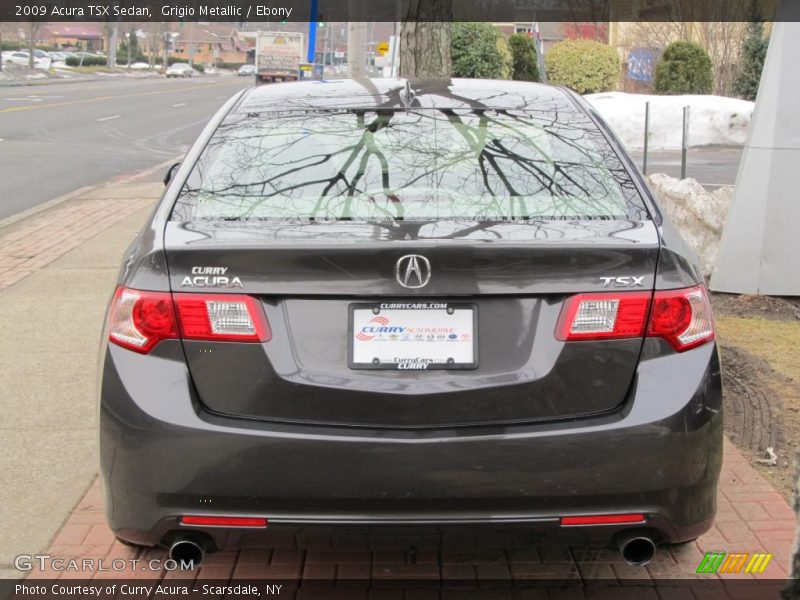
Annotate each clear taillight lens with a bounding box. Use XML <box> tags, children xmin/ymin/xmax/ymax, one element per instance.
<box><xmin>108</xmin><ymin>287</ymin><xmax>270</xmax><ymax>353</ymax></box>
<box><xmin>556</xmin><ymin>292</ymin><xmax>651</xmax><ymax>341</ymax></box>
<box><xmin>556</xmin><ymin>284</ymin><xmax>715</xmax><ymax>352</ymax></box>
<box><xmin>173</xmin><ymin>293</ymin><xmax>271</xmax><ymax>342</ymax></box>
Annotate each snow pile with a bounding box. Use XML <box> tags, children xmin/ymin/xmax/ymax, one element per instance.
<box><xmin>647</xmin><ymin>173</ymin><xmax>733</xmax><ymax>278</ymax></box>
<box><xmin>586</xmin><ymin>92</ymin><xmax>754</xmax><ymax>150</ymax></box>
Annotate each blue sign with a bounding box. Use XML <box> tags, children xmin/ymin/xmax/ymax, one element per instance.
<box><xmin>628</xmin><ymin>48</ymin><xmax>658</xmax><ymax>83</ymax></box>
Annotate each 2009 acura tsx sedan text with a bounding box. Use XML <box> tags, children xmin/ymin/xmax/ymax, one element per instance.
<box><xmin>100</xmin><ymin>79</ymin><xmax>722</xmax><ymax>567</ymax></box>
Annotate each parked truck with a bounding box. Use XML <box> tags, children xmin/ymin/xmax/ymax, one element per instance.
<box><xmin>254</xmin><ymin>31</ymin><xmax>304</xmax><ymax>84</ymax></box>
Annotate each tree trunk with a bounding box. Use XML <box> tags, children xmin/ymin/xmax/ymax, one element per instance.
<box><xmin>399</xmin><ymin>0</ymin><xmax>453</xmax><ymax>78</ymax></box>
<box><xmin>107</xmin><ymin>22</ymin><xmax>118</xmax><ymax>69</ymax></box>
<box><xmin>27</xmin><ymin>23</ymin><xmax>38</xmax><ymax>69</ymax></box>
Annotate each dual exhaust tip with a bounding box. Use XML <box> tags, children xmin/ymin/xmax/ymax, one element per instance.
<box><xmin>167</xmin><ymin>530</ymin><xmax>657</xmax><ymax>568</ymax></box>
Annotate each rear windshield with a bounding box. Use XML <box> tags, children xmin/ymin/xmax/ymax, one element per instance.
<box><xmin>171</xmin><ymin>108</ymin><xmax>649</xmax><ymax>222</ymax></box>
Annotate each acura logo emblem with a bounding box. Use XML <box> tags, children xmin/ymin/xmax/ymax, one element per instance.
<box><xmin>395</xmin><ymin>254</ymin><xmax>431</xmax><ymax>289</ymax></box>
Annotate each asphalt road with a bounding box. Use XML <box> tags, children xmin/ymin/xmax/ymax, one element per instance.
<box><xmin>0</xmin><ymin>76</ymin><xmax>250</xmax><ymax>220</ymax></box>
<box><xmin>0</xmin><ymin>76</ymin><xmax>743</xmax><ymax>220</ymax></box>
<box><xmin>630</xmin><ymin>146</ymin><xmax>743</xmax><ymax>191</ymax></box>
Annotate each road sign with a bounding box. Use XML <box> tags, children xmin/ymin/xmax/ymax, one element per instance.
<box><xmin>377</xmin><ymin>41</ymin><xmax>389</xmax><ymax>56</ymax></box>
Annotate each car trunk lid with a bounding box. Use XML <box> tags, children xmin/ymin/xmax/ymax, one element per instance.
<box><xmin>164</xmin><ymin>218</ymin><xmax>659</xmax><ymax>428</ymax></box>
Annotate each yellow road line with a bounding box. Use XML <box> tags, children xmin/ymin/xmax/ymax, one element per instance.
<box><xmin>0</xmin><ymin>81</ymin><xmax>235</xmax><ymax>115</ymax></box>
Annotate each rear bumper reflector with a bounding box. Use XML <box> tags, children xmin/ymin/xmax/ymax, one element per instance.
<box><xmin>180</xmin><ymin>515</ymin><xmax>268</xmax><ymax>527</ymax></box>
<box><xmin>560</xmin><ymin>513</ymin><xmax>646</xmax><ymax>526</ymax></box>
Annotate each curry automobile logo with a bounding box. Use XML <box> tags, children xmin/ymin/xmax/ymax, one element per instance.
<box><xmin>696</xmin><ymin>551</ymin><xmax>773</xmax><ymax>574</ymax></box>
<box><xmin>181</xmin><ymin>266</ymin><xmax>243</xmax><ymax>288</ymax></box>
<box><xmin>396</xmin><ymin>255</ymin><xmax>431</xmax><ymax>289</ymax></box>
<box><xmin>355</xmin><ymin>316</ymin><xmax>390</xmax><ymax>342</ymax></box>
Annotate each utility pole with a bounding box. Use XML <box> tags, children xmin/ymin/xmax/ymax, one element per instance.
<box><xmin>188</xmin><ymin>22</ymin><xmax>195</xmax><ymax>67</ymax></box>
<box><xmin>324</xmin><ymin>19</ymin><xmax>332</xmax><ymax>72</ymax></box>
<box><xmin>163</xmin><ymin>30</ymin><xmax>169</xmax><ymax>70</ymax></box>
<box><xmin>347</xmin><ymin>23</ymin><xmax>366</xmax><ymax>78</ymax></box>
<box><xmin>347</xmin><ymin>0</ymin><xmax>366</xmax><ymax>78</ymax></box>
<box><xmin>307</xmin><ymin>0</ymin><xmax>318</xmax><ymax>64</ymax></box>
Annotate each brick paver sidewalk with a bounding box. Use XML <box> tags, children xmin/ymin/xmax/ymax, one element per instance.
<box><xmin>22</xmin><ymin>440</ymin><xmax>793</xmax><ymax>597</ymax></box>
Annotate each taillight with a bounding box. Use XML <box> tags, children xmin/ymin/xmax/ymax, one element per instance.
<box><xmin>556</xmin><ymin>284</ymin><xmax>714</xmax><ymax>352</ymax></box>
<box><xmin>173</xmin><ymin>293</ymin><xmax>271</xmax><ymax>343</ymax></box>
<box><xmin>648</xmin><ymin>285</ymin><xmax>714</xmax><ymax>351</ymax></box>
<box><xmin>108</xmin><ymin>286</ymin><xmax>270</xmax><ymax>354</ymax></box>
<box><xmin>108</xmin><ymin>287</ymin><xmax>178</xmax><ymax>353</ymax></box>
<box><xmin>555</xmin><ymin>291</ymin><xmax>651</xmax><ymax>341</ymax></box>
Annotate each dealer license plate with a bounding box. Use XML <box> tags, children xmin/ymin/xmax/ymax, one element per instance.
<box><xmin>349</xmin><ymin>302</ymin><xmax>477</xmax><ymax>370</ymax></box>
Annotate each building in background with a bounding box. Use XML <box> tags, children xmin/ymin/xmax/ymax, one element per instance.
<box><xmin>0</xmin><ymin>22</ymin><xmax>104</xmax><ymax>52</ymax></box>
<box><xmin>171</xmin><ymin>23</ymin><xmax>248</xmax><ymax>67</ymax></box>
<box><xmin>39</xmin><ymin>23</ymin><xmax>104</xmax><ymax>51</ymax></box>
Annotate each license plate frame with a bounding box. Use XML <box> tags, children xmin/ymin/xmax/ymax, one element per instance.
<box><xmin>348</xmin><ymin>301</ymin><xmax>478</xmax><ymax>370</ymax></box>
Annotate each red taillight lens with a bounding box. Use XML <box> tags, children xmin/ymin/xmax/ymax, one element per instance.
<box><xmin>561</xmin><ymin>513</ymin><xmax>646</xmax><ymax>526</ymax></box>
<box><xmin>181</xmin><ymin>515</ymin><xmax>267</xmax><ymax>527</ymax></box>
<box><xmin>108</xmin><ymin>287</ymin><xmax>178</xmax><ymax>353</ymax></box>
<box><xmin>555</xmin><ymin>291</ymin><xmax>651</xmax><ymax>341</ymax></box>
<box><xmin>556</xmin><ymin>284</ymin><xmax>714</xmax><ymax>352</ymax></box>
<box><xmin>108</xmin><ymin>287</ymin><xmax>271</xmax><ymax>353</ymax></box>
<box><xmin>648</xmin><ymin>285</ymin><xmax>714</xmax><ymax>351</ymax></box>
<box><xmin>174</xmin><ymin>293</ymin><xmax>271</xmax><ymax>343</ymax></box>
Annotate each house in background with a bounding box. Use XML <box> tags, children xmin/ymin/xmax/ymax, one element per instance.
<box><xmin>39</xmin><ymin>23</ymin><xmax>104</xmax><ymax>52</ymax></box>
<box><xmin>1</xmin><ymin>22</ymin><xmax>103</xmax><ymax>52</ymax></box>
<box><xmin>171</xmin><ymin>23</ymin><xmax>248</xmax><ymax>66</ymax></box>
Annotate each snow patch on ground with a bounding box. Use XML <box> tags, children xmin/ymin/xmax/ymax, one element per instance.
<box><xmin>586</xmin><ymin>92</ymin><xmax>754</xmax><ymax>151</ymax></box>
<box><xmin>647</xmin><ymin>173</ymin><xmax>733</xmax><ymax>278</ymax></box>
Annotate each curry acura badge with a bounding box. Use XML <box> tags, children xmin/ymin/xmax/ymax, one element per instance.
<box><xmin>181</xmin><ymin>266</ymin><xmax>243</xmax><ymax>288</ymax></box>
<box><xmin>395</xmin><ymin>254</ymin><xmax>431</xmax><ymax>289</ymax></box>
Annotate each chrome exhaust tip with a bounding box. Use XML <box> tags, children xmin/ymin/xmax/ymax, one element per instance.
<box><xmin>616</xmin><ymin>531</ymin><xmax>657</xmax><ymax>566</ymax></box>
<box><xmin>168</xmin><ymin>535</ymin><xmax>208</xmax><ymax>567</ymax></box>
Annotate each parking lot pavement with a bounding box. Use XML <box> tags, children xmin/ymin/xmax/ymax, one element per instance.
<box><xmin>0</xmin><ymin>177</ymin><xmax>794</xmax><ymax>596</ymax></box>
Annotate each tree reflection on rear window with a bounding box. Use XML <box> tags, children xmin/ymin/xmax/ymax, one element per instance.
<box><xmin>171</xmin><ymin>107</ymin><xmax>648</xmax><ymax>222</ymax></box>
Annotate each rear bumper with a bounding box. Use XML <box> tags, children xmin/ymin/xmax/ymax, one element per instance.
<box><xmin>100</xmin><ymin>339</ymin><xmax>723</xmax><ymax>548</ymax></box>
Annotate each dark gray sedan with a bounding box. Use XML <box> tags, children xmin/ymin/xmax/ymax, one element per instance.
<box><xmin>100</xmin><ymin>79</ymin><xmax>722</xmax><ymax>568</ymax></box>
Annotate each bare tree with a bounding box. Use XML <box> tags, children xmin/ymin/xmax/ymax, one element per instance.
<box><xmin>105</xmin><ymin>21</ymin><xmax>119</xmax><ymax>69</ymax></box>
<box><xmin>26</xmin><ymin>22</ymin><xmax>41</xmax><ymax>69</ymax></box>
<box><xmin>399</xmin><ymin>0</ymin><xmax>453</xmax><ymax>78</ymax></box>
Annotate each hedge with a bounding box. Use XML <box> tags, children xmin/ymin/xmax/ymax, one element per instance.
<box><xmin>544</xmin><ymin>39</ymin><xmax>620</xmax><ymax>94</ymax></box>
<box><xmin>451</xmin><ymin>22</ymin><xmax>512</xmax><ymax>80</ymax></box>
<box><xmin>508</xmin><ymin>33</ymin><xmax>540</xmax><ymax>82</ymax></box>
<box><xmin>654</xmin><ymin>41</ymin><xmax>714</xmax><ymax>95</ymax></box>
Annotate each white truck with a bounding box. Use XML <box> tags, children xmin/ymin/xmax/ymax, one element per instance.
<box><xmin>254</xmin><ymin>31</ymin><xmax>305</xmax><ymax>84</ymax></box>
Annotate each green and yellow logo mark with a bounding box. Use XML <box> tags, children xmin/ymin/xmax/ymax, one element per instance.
<box><xmin>697</xmin><ymin>551</ymin><xmax>772</xmax><ymax>574</ymax></box>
